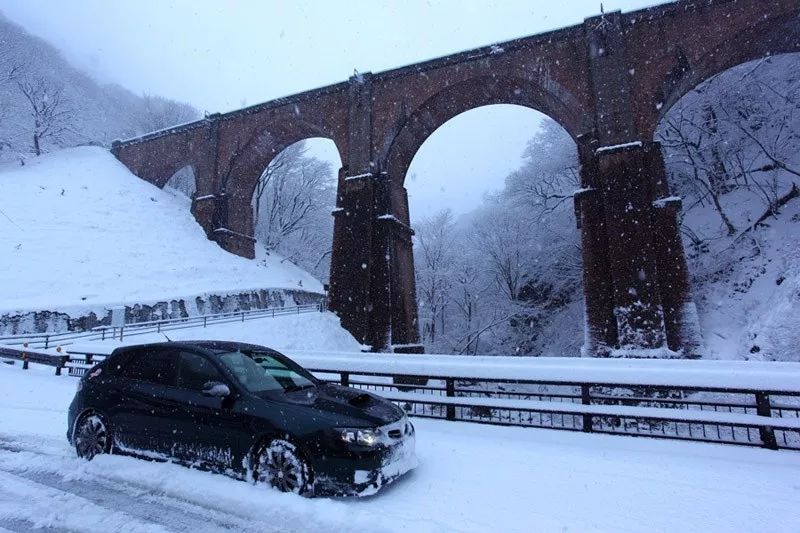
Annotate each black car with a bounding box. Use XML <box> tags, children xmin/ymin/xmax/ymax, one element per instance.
<box><xmin>67</xmin><ymin>341</ymin><xmax>416</xmax><ymax>496</ymax></box>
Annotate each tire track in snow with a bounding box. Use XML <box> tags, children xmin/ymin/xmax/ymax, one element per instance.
<box><xmin>0</xmin><ymin>437</ymin><xmax>367</xmax><ymax>533</ymax></box>
<box><xmin>0</xmin><ymin>469</ymin><xmax>165</xmax><ymax>533</ymax></box>
<box><xmin>0</xmin><ymin>450</ymin><xmax>285</xmax><ymax>533</ymax></box>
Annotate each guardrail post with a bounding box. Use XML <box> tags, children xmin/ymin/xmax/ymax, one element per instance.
<box><xmin>203</xmin><ymin>316</ymin><xmax>207</xmax><ymax>328</ymax></box>
<box><xmin>755</xmin><ymin>392</ymin><xmax>778</xmax><ymax>450</ymax></box>
<box><xmin>446</xmin><ymin>378</ymin><xmax>456</xmax><ymax>421</ymax></box>
<box><xmin>44</xmin><ymin>335</ymin><xmax>50</xmax><ymax>349</ymax></box>
<box><xmin>101</xmin><ymin>328</ymin><xmax>106</xmax><ymax>340</ymax></box>
<box><xmin>119</xmin><ymin>326</ymin><xmax>124</xmax><ymax>341</ymax></box>
<box><xmin>272</xmin><ymin>308</ymin><xmax>275</xmax><ymax>317</ymax></box>
<box><xmin>581</xmin><ymin>384</ymin><xmax>593</xmax><ymax>432</ymax></box>
<box><xmin>341</xmin><ymin>372</ymin><xmax>350</xmax><ymax>387</ymax></box>
<box><xmin>242</xmin><ymin>312</ymin><xmax>245</xmax><ymax>322</ymax></box>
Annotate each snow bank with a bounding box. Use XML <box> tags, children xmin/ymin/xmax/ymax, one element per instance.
<box><xmin>286</xmin><ymin>351</ymin><xmax>800</xmax><ymax>392</ymax></box>
<box><xmin>687</xmin><ymin>185</ymin><xmax>800</xmax><ymax>361</ymax></box>
<box><xmin>65</xmin><ymin>312</ymin><xmax>364</xmax><ymax>354</ymax></box>
<box><xmin>0</xmin><ymin>147</ymin><xmax>322</xmax><ymax>316</ymax></box>
<box><xmin>49</xmin><ymin>314</ymin><xmax>800</xmax><ymax>392</ymax></box>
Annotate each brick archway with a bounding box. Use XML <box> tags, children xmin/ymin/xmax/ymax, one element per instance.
<box><xmin>382</xmin><ymin>75</ymin><xmax>590</xmax><ymax>186</ymax></box>
<box><xmin>112</xmin><ymin>0</ymin><xmax>799</xmax><ymax>355</ymax></box>
<box><xmin>212</xmin><ymin>121</ymin><xmax>346</xmax><ymax>257</ymax></box>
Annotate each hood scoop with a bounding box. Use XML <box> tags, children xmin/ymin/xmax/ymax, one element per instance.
<box><xmin>348</xmin><ymin>393</ymin><xmax>373</xmax><ymax>407</ymax></box>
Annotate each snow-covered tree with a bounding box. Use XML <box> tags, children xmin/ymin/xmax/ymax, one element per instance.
<box><xmin>0</xmin><ymin>46</ymin><xmax>23</xmax><ymax>152</ymax></box>
<box><xmin>413</xmin><ymin>118</ymin><xmax>584</xmax><ymax>356</ymax></box>
<box><xmin>0</xmin><ymin>16</ymin><xmax>199</xmax><ymax>161</ymax></box>
<box><xmin>504</xmin><ymin>119</ymin><xmax>580</xmax><ymax>216</ymax></box>
<box><xmin>658</xmin><ymin>54</ymin><xmax>800</xmax><ymax>241</ymax></box>
<box><xmin>414</xmin><ymin>209</ymin><xmax>457</xmax><ymax>344</ymax></box>
<box><xmin>134</xmin><ymin>94</ymin><xmax>200</xmax><ymax>135</ymax></box>
<box><xmin>252</xmin><ymin>141</ymin><xmax>336</xmax><ymax>280</ymax></box>
<box><xmin>657</xmin><ymin>53</ymin><xmax>800</xmax><ymax>361</ymax></box>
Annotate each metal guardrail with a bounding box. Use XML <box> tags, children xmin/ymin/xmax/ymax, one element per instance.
<box><xmin>0</xmin><ymin>304</ymin><xmax>322</xmax><ymax>350</ymax></box>
<box><xmin>306</xmin><ymin>368</ymin><xmax>800</xmax><ymax>451</ymax></box>
<box><xmin>7</xmin><ymin>341</ymin><xmax>798</xmax><ymax>451</ymax></box>
<box><xmin>52</xmin><ymin>348</ymin><xmax>800</xmax><ymax>452</ymax></box>
<box><xmin>0</xmin><ymin>346</ymin><xmax>69</xmax><ymax>375</ymax></box>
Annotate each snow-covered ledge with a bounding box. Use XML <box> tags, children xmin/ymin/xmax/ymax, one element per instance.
<box><xmin>594</xmin><ymin>140</ymin><xmax>643</xmax><ymax>155</ymax></box>
<box><xmin>212</xmin><ymin>227</ymin><xmax>256</xmax><ymax>242</ymax></box>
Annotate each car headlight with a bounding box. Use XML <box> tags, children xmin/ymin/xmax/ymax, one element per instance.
<box><xmin>338</xmin><ymin>428</ymin><xmax>379</xmax><ymax>447</ymax></box>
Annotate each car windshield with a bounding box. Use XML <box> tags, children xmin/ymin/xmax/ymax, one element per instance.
<box><xmin>217</xmin><ymin>350</ymin><xmax>317</xmax><ymax>393</ymax></box>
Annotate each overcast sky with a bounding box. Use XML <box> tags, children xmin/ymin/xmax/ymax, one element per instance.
<box><xmin>1</xmin><ymin>0</ymin><xmax>664</xmax><ymax>219</ymax></box>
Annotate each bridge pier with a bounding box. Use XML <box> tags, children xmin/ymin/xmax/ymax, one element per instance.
<box><xmin>575</xmin><ymin>139</ymin><xmax>618</xmax><ymax>355</ymax></box>
<box><xmin>208</xmin><ymin>193</ymin><xmax>257</xmax><ymax>259</ymax></box>
<box><xmin>577</xmin><ymin>140</ymin><xmax>700</xmax><ymax>356</ymax></box>
<box><xmin>329</xmin><ymin>170</ymin><xmax>421</xmax><ymax>352</ymax></box>
<box><xmin>646</xmin><ymin>144</ymin><xmax>703</xmax><ymax>356</ymax></box>
<box><xmin>594</xmin><ymin>142</ymin><xmax>667</xmax><ymax>350</ymax></box>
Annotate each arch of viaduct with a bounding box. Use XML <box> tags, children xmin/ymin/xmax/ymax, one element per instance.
<box><xmin>112</xmin><ymin>0</ymin><xmax>800</xmax><ymax>354</ymax></box>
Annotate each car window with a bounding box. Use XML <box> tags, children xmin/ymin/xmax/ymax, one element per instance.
<box><xmin>178</xmin><ymin>351</ymin><xmax>224</xmax><ymax>391</ymax></box>
<box><xmin>218</xmin><ymin>350</ymin><xmax>316</xmax><ymax>393</ymax></box>
<box><xmin>119</xmin><ymin>349</ymin><xmax>178</xmax><ymax>386</ymax></box>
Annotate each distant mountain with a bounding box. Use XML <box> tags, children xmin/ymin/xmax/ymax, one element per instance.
<box><xmin>0</xmin><ymin>12</ymin><xmax>199</xmax><ymax>162</ymax></box>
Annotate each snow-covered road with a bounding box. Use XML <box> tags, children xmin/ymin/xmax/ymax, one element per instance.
<box><xmin>1</xmin><ymin>363</ymin><xmax>799</xmax><ymax>532</ymax></box>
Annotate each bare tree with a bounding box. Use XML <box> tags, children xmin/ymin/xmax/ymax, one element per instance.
<box><xmin>16</xmin><ymin>76</ymin><xmax>72</xmax><ymax>156</ymax></box>
<box><xmin>253</xmin><ymin>142</ymin><xmax>305</xmax><ymax>223</ymax></box>
<box><xmin>504</xmin><ymin>119</ymin><xmax>580</xmax><ymax>218</ymax></box>
<box><xmin>258</xmin><ymin>154</ymin><xmax>333</xmax><ymax>250</ymax></box>
<box><xmin>135</xmin><ymin>94</ymin><xmax>200</xmax><ymax>134</ymax></box>
<box><xmin>0</xmin><ymin>47</ymin><xmax>24</xmax><ymax>151</ymax></box>
<box><xmin>658</xmin><ymin>54</ymin><xmax>800</xmax><ymax>240</ymax></box>
<box><xmin>0</xmin><ymin>48</ymin><xmax>22</xmax><ymax>86</ymax></box>
<box><xmin>247</xmin><ymin>140</ymin><xmax>337</xmax><ymax>278</ymax></box>
<box><xmin>658</xmin><ymin>107</ymin><xmax>738</xmax><ymax>235</ymax></box>
<box><xmin>414</xmin><ymin>210</ymin><xmax>456</xmax><ymax>343</ymax></box>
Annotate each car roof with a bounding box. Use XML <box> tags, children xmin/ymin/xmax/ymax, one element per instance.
<box><xmin>111</xmin><ymin>340</ymin><xmax>279</xmax><ymax>357</ymax></box>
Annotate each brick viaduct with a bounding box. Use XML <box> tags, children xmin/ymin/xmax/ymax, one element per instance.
<box><xmin>111</xmin><ymin>0</ymin><xmax>800</xmax><ymax>354</ymax></box>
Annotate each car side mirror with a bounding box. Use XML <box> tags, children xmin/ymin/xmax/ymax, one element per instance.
<box><xmin>201</xmin><ymin>381</ymin><xmax>231</xmax><ymax>398</ymax></box>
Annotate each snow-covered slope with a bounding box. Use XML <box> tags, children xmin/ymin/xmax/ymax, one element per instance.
<box><xmin>685</xmin><ymin>183</ymin><xmax>800</xmax><ymax>361</ymax></box>
<box><xmin>0</xmin><ymin>147</ymin><xmax>322</xmax><ymax>315</ymax></box>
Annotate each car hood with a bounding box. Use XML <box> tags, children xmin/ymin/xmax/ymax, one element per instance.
<box><xmin>272</xmin><ymin>383</ymin><xmax>405</xmax><ymax>427</ymax></box>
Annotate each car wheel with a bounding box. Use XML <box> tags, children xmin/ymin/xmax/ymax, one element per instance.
<box><xmin>256</xmin><ymin>439</ymin><xmax>312</xmax><ymax>495</ymax></box>
<box><xmin>74</xmin><ymin>413</ymin><xmax>111</xmax><ymax>460</ymax></box>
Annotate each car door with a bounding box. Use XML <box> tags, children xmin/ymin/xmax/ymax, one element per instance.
<box><xmin>108</xmin><ymin>347</ymin><xmax>179</xmax><ymax>456</ymax></box>
<box><xmin>161</xmin><ymin>350</ymin><xmax>252</xmax><ymax>469</ymax></box>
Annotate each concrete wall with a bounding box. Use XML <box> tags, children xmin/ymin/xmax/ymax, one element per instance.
<box><xmin>0</xmin><ymin>288</ymin><xmax>323</xmax><ymax>335</ymax></box>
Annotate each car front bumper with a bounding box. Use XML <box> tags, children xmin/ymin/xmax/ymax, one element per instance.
<box><xmin>314</xmin><ymin>427</ymin><xmax>417</xmax><ymax>497</ymax></box>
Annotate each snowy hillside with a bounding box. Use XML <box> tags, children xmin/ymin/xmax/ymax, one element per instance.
<box><xmin>0</xmin><ymin>147</ymin><xmax>322</xmax><ymax>316</ymax></box>
<box><xmin>0</xmin><ymin>13</ymin><xmax>198</xmax><ymax>162</ymax></box>
<box><xmin>658</xmin><ymin>54</ymin><xmax>800</xmax><ymax>362</ymax></box>
<box><xmin>684</xmin><ymin>185</ymin><xmax>800</xmax><ymax>362</ymax></box>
